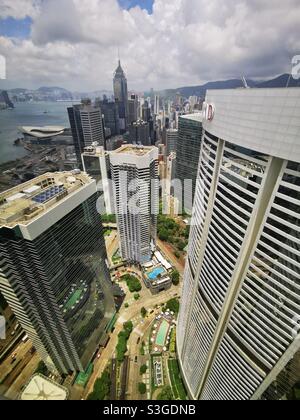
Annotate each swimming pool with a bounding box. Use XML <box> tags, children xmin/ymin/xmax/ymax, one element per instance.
<box><xmin>156</xmin><ymin>320</ymin><xmax>170</xmax><ymax>347</ymax></box>
<box><xmin>147</xmin><ymin>267</ymin><xmax>165</xmax><ymax>280</ymax></box>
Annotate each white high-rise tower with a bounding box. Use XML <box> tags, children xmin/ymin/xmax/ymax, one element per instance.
<box><xmin>110</xmin><ymin>145</ymin><xmax>159</xmax><ymax>264</ymax></box>
<box><xmin>178</xmin><ymin>88</ymin><xmax>300</xmax><ymax>400</ymax></box>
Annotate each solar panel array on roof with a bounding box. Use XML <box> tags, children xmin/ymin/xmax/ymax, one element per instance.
<box><xmin>32</xmin><ymin>185</ymin><xmax>65</xmax><ymax>204</ymax></box>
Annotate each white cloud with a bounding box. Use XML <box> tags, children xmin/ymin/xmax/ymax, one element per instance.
<box><xmin>0</xmin><ymin>0</ymin><xmax>40</xmax><ymax>19</ymax></box>
<box><xmin>0</xmin><ymin>0</ymin><xmax>299</xmax><ymax>91</ymax></box>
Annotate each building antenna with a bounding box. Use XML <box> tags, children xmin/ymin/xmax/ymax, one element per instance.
<box><xmin>286</xmin><ymin>65</ymin><xmax>293</xmax><ymax>88</ymax></box>
<box><xmin>241</xmin><ymin>76</ymin><xmax>250</xmax><ymax>89</ymax></box>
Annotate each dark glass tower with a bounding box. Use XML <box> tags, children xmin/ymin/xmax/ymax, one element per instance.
<box><xmin>176</xmin><ymin>114</ymin><xmax>203</xmax><ymax>214</ymax></box>
<box><xmin>68</xmin><ymin>101</ymin><xmax>105</xmax><ymax>167</ymax></box>
<box><xmin>0</xmin><ymin>172</ymin><xmax>115</xmax><ymax>375</ymax></box>
<box><xmin>96</xmin><ymin>98</ymin><xmax>120</xmax><ymax>137</ymax></box>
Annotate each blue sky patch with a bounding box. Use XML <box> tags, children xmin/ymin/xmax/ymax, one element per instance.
<box><xmin>118</xmin><ymin>0</ymin><xmax>154</xmax><ymax>14</ymax></box>
<box><xmin>0</xmin><ymin>17</ymin><xmax>32</xmax><ymax>39</ymax></box>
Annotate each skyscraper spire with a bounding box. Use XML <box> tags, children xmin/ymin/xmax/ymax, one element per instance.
<box><xmin>113</xmin><ymin>55</ymin><xmax>128</xmax><ymax>132</ymax></box>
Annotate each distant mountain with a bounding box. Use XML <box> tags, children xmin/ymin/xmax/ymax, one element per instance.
<box><xmin>161</xmin><ymin>74</ymin><xmax>300</xmax><ymax>98</ymax></box>
<box><xmin>256</xmin><ymin>73</ymin><xmax>300</xmax><ymax>88</ymax></box>
<box><xmin>7</xmin><ymin>86</ymin><xmax>113</xmax><ymax>102</ymax></box>
<box><xmin>37</xmin><ymin>86</ymin><xmax>72</xmax><ymax>94</ymax></box>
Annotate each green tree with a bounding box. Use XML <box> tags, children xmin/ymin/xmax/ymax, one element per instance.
<box><xmin>134</xmin><ymin>293</ymin><xmax>140</xmax><ymax>301</ymax></box>
<box><xmin>101</xmin><ymin>214</ymin><xmax>116</xmax><ymax>224</ymax></box>
<box><xmin>35</xmin><ymin>361</ymin><xmax>48</xmax><ymax>376</ymax></box>
<box><xmin>174</xmin><ymin>251</ymin><xmax>181</xmax><ymax>259</ymax></box>
<box><xmin>87</xmin><ymin>370</ymin><xmax>111</xmax><ymax>400</ymax></box>
<box><xmin>140</xmin><ymin>364</ymin><xmax>148</xmax><ymax>375</ymax></box>
<box><xmin>176</xmin><ymin>240</ymin><xmax>186</xmax><ymax>251</ymax></box>
<box><xmin>158</xmin><ymin>228</ymin><xmax>169</xmax><ymax>242</ymax></box>
<box><xmin>141</xmin><ymin>307</ymin><xmax>147</xmax><ymax>318</ymax></box>
<box><xmin>157</xmin><ymin>386</ymin><xmax>173</xmax><ymax>400</ymax></box>
<box><xmin>171</xmin><ymin>270</ymin><xmax>180</xmax><ymax>286</ymax></box>
<box><xmin>138</xmin><ymin>383</ymin><xmax>147</xmax><ymax>395</ymax></box>
<box><xmin>184</xmin><ymin>225</ymin><xmax>190</xmax><ymax>239</ymax></box>
<box><xmin>166</xmin><ymin>298</ymin><xmax>180</xmax><ymax>314</ymax></box>
<box><xmin>124</xmin><ymin>321</ymin><xmax>133</xmax><ymax>333</ymax></box>
<box><xmin>122</xmin><ymin>274</ymin><xmax>142</xmax><ymax>293</ymax></box>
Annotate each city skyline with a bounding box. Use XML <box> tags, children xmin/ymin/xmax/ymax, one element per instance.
<box><xmin>0</xmin><ymin>0</ymin><xmax>300</xmax><ymax>402</ymax></box>
<box><xmin>0</xmin><ymin>0</ymin><xmax>300</xmax><ymax>91</ymax></box>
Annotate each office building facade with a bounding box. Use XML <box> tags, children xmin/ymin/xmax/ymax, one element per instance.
<box><xmin>166</xmin><ymin>128</ymin><xmax>178</xmax><ymax>156</ymax></box>
<box><xmin>110</xmin><ymin>145</ymin><xmax>159</xmax><ymax>264</ymax></box>
<box><xmin>0</xmin><ymin>172</ymin><xmax>115</xmax><ymax>374</ymax></box>
<box><xmin>154</xmin><ymin>95</ymin><xmax>160</xmax><ymax>115</ymax></box>
<box><xmin>96</xmin><ymin>98</ymin><xmax>120</xmax><ymax>137</ymax></box>
<box><xmin>129</xmin><ymin>120</ymin><xmax>151</xmax><ymax>146</ymax></box>
<box><xmin>176</xmin><ymin>114</ymin><xmax>203</xmax><ymax>214</ymax></box>
<box><xmin>68</xmin><ymin>101</ymin><xmax>105</xmax><ymax>166</ymax></box>
<box><xmin>177</xmin><ymin>88</ymin><xmax>300</xmax><ymax>400</ymax></box>
<box><xmin>128</xmin><ymin>94</ymin><xmax>139</xmax><ymax>125</ymax></box>
<box><xmin>81</xmin><ymin>145</ymin><xmax>113</xmax><ymax>214</ymax></box>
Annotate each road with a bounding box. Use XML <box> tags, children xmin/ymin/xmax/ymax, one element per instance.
<box><xmin>0</xmin><ymin>340</ymin><xmax>32</xmax><ymax>381</ymax></box>
<box><xmin>110</xmin><ymin>359</ymin><xmax>117</xmax><ymax>400</ymax></box>
<box><xmin>105</xmin><ymin>230</ymin><xmax>119</xmax><ymax>264</ymax></box>
<box><xmin>126</xmin><ymin>312</ymin><xmax>159</xmax><ymax>400</ymax></box>
<box><xmin>83</xmin><ymin>283</ymin><xmax>181</xmax><ymax>399</ymax></box>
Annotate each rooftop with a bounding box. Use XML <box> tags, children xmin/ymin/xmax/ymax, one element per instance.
<box><xmin>19</xmin><ymin>126</ymin><xmax>65</xmax><ymax>139</ymax></box>
<box><xmin>0</xmin><ymin>171</ymin><xmax>93</xmax><ymax>228</ymax></box>
<box><xmin>180</xmin><ymin>113</ymin><xmax>203</xmax><ymax>123</ymax></box>
<box><xmin>20</xmin><ymin>374</ymin><xmax>68</xmax><ymax>401</ymax></box>
<box><xmin>82</xmin><ymin>145</ymin><xmax>106</xmax><ymax>157</ymax></box>
<box><xmin>113</xmin><ymin>144</ymin><xmax>157</xmax><ymax>157</ymax></box>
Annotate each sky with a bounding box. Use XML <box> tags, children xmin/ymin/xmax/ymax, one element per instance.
<box><xmin>0</xmin><ymin>0</ymin><xmax>299</xmax><ymax>92</ymax></box>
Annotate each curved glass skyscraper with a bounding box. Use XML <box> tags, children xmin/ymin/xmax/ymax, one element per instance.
<box><xmin>177</xmin><ymin>88</ymin><xmax>300</xmax><ymax>400</ymax></box>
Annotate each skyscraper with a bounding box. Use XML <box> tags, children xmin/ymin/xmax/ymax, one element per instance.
<box><xmin>113</xmin><ymin>60</ymin><xmax>128</xmax><ymax>131</ymax></box>
<box><xmin>68</xmin><ymin>101</ymin><xmax>105</xmax><ymax>166</ymax></box>
<box><xmin>176</xmin><ymin>114</ymin><xmax>203</xmax><ymax>214</ymax></box>
<box><xmin>154</xmin><ymin>95</ymin><xmax>160</xmax><ymax>115</ymax></box>
<box><xmin>177</xmin><ymin>88</ymin><xmax>300</xmax><ymax>400</ymax></box>
<box><xmin>128</xmin><ymin>94</ymin><xmax>139</xmax><ymax>125</ymax></box>
<box><xmin>96</xmin><ymin>97</ymin><xmax>120</xmax><ymax>137</ymax></box>
<box><xmin>110</xmin><ymin>145</ymin><xmax>159</xmax><ymax>264</ymax></box>
<box><xmin>0</xmin><ymin>171</ymin><xmax>115</xmax><ymax>374</ymax></box>
<box><xmin>142</xmin><ymin>100</ymin><xmax>151</xmax><ymax>122</ymax></box>
<box><xmin>166</xmin><ymin>128</ymin><xmax>178</xmax><ymax>156</ymax></box>
<box><xmin>81</xmin><ymin>144</ymin><xmax>113</xmax><ymax>214</ymax></box>
<box><xmin>129</xmin><ymin>119</ymin><xmax>151</xmax><ymax>146</ymax></box>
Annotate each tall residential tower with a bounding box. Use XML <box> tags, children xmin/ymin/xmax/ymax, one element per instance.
<box><xmin>110</xmin><ymin>145</ymin><xmax>159</xmax><ymax>264</ymax></box>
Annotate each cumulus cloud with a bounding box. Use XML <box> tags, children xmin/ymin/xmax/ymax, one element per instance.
<box><xmin>0</xmin><ymin>0</ymin><xmax>299</xmax><ymax>91</ymax></box>
<box><xmin>0</xmin><ymin>0</ymin><xmax>40</xmax><ymax>19</ymax></box>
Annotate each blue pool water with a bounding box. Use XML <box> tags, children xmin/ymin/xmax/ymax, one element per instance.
<box><xmin>147</xmin><ymin>267</ymin><xmax>165</xmax><ymax>280</ymax></box>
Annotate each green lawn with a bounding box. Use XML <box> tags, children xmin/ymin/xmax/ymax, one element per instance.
<box><xmin>168</xmin><ymin>359</ymin><xmax>188</xmax><ymax>400</ymax></box>
<box><xmin>64</xmin><ymin>288</ymin><xmax>84</xmax><ymax>310</ymax></box>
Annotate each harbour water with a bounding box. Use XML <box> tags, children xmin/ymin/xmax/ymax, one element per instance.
<box><xmin>0</xmin><ymin>102</ymin><xmax>73</xmax><ymax>164</ymax></box>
